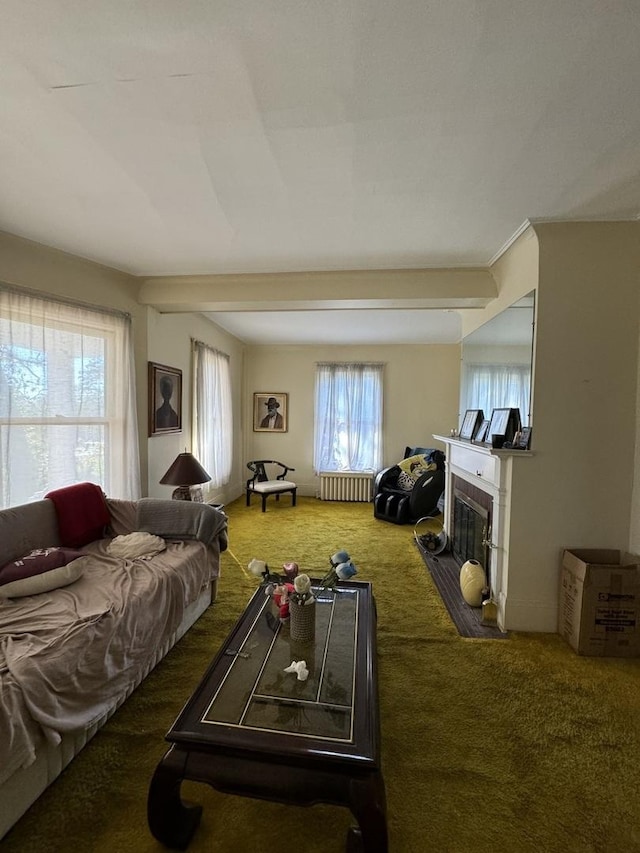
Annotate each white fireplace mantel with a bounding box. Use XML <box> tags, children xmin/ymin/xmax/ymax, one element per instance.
<box><xmin>434</xmin><ymin>435</ymin><xmax>533</xmax><ymax>631</ymax></box>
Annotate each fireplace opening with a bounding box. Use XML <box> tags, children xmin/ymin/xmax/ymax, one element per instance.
<box><xmin>451</xmin><ymin>483</ymin><xmax>491</xmax><ymax>575</ymax></box>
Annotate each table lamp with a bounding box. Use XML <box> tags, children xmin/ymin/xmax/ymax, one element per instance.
<box><xmin>159</xmin><ymin>451</ymin><xmax>211</xmax><ymax>501</ymax></box>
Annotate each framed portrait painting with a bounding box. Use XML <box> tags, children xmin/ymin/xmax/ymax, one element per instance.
<box><xmin>148</xmin><ymin>362</ymin><xmax>182</xmax><ymax>436</ymax></box>
<box><xmin>253</xmin><ymin>392</ymin><xmax>288</xmax><ymax>432</ymax></box>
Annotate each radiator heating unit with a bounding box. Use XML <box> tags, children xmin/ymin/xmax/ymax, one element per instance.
<box><xmin>319</xmin><ymin>472</ymin><xmax>373</xmax><ymax>502</ymax></box>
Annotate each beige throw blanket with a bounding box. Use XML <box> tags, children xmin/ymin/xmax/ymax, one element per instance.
<box><xmin>0</xmin><ymin>537</ymin><xmax>212</xmax><ymax>786</ymax></box>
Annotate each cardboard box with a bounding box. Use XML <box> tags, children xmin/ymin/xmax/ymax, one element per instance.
<box><xmin>559</xmin><ymin>549</ymin><xmax>640</xmax><ymax>657</ymax></box>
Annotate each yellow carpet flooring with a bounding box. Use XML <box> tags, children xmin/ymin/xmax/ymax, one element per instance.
<box><xmin>3</xmin><ymin>496</ymin><xmax>640</xmax><ymax>852</ymax></box>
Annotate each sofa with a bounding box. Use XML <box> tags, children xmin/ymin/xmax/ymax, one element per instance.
<box><xmin>373</xmin><ymin>446</ymin><xmax>446</xmax><ymax>524</ymax></box>
<box><xmin>0</xmin><ymin>486</ymin><xmax>227</xmax><ymax>840</ymax></box>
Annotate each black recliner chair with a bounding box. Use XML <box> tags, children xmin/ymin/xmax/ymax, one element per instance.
<box><xmin>373</xmin><ymin>446</ymin><xmax>445</xmax><ymax>525</ymax></box>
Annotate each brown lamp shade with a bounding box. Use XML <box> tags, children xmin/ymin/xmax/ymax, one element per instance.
<box><xmin>160</xmin><ymin>452</ymin><xmax>211</xmax><ymax>487</ymax></box>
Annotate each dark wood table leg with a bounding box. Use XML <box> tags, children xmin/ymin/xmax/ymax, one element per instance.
<box><xmin>346</xmin><ymin>771</ymin><xmax>388</xmax><ymax>853</ymax></box>
<box><xmin>147</xmin><ymin>746</ymin><xmax>202</xmax><ymax>850</ymax></box>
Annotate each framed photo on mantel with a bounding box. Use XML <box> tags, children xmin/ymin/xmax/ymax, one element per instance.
<box><xmin>513</xmin><ymin>426</ymin><xmax>532</xmax><ymax>450</ymax></box>
<box><xmin>474</xmin><ymin>418</ymin><xmax>491</xmax><ymax>444</ymax></box>
<box><xmin>459</xmin><ymin>409</ymin><xmax>484</xmax><ymax>440</ymax></box>
<box><xmin>487</xmin><ymin>407</ymin><xmax>521</xmax><ymax>444</ymax></box>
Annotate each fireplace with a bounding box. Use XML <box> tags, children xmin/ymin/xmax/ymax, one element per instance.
<box><xmin>436</xmin><ymin>433</ymin><xmax>537</xmax><ymax>632</ymax></box>
<box><xmin>451</xmin><ymin>475</ymin><xmax>492</xmax><ymax>574</ymax></box>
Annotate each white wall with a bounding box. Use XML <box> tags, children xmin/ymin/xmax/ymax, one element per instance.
<box><xmin>0</xmin><ymin>232</ymin><xmax>462</xmax><ymax>509</ymax></box>
<box><xmin>460</xmin><ymin>225</ymin><xmax>539</xmax><ymax>338</ymax></box>
<box><xmin>531</xmin><ymin>222</ymin><xmax>639</xmax><ymax>552</ymax></box>
<box><xmin>6</xmin><ymin>219</ymin><xmax>640</xmax><ymax>638</ymax></box>
<box><xmin>493</xmin><ymin>222</ymin><xmax>639</xmax><ymax>630</ymax></box>
<box><xmin>244</xmin><ymin>343</ymin><xmax>461</xmax><ymax>495</ymax></box>
<box><xmin>632</xmin><ymin>333</ymin><xmax>640</xmax><ymax>554</ymax></box>
<box><xmin>145</xmin><ymin>309</ymin><xmax>245</xmax><ymax>504</ymax></box>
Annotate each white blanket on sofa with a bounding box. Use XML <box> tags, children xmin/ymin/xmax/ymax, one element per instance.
<box><xmin>0</xmin><ymin>537</ymin><xmax>212</xmax><ymax>786</ymax></box>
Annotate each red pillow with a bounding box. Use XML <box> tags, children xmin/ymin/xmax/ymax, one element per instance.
<box><xmin>0</xmin><ymin>547</ymin><xmax>85</xmax><ymax>586</ymax></box>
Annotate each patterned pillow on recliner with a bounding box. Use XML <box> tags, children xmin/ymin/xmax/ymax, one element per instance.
<box><xmin>397</xmin><ymin>454</ymin><xmax>433</xmax><ymax>488</ymax></box>
<box><xmin>397</xmin><ymin>471</ymin><xmax>415</xmax><ymax>491</ymax></box>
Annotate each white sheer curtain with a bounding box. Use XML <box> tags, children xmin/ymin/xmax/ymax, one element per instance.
<box><xmin>192</xmin><ymin>340</ymin><xmax>232</xmax><ymax>489</ymax></box>
<box><xmin>313</xmin><ymin>362</ymin><xmax>383</xmax><ymax>473</ymax></box>
<box><xmin>0</xmin><ymin>285</ymin><xmax>141</xmax><ymax>509</ymax></box>
<box><xmin>461</xmin><ymin>363</ymin><xmax>531</xmax><ymax>425</ymax></box>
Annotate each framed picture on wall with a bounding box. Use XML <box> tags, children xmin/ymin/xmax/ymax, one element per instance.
<box><xmin>148</xmin><ymin>362</ymin><xmax>182</xmax><ymax>436</ymax></box>
<box><xmin>253</xmin><ymin>392</ymin><xmax>288</xmax><ymax>432</ymax></box>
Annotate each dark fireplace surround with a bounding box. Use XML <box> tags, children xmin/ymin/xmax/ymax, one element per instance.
<box><xmin>451</xmin><ymin>475</ymin><xmax>492</xmax><ymax>574</ymax></box>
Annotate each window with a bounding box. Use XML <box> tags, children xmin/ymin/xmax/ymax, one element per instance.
<box><xmin>461</xmin><ymin>362</ymin><xmax>531</xmax><ymax>424</ymax></box>
<box><xmin>314</xmin><ymin>362</ymin><xmax>383</xmax><ymax>473</ymax></box>
<box><xmin>0</xmin><ymin>286</ymin><xmax>141</xmax><ymax>509</ymax></box>
<box><xmin>192</xmin><ymin>340</ymin><xmax>232</xmax><ymax>489</ymax></box>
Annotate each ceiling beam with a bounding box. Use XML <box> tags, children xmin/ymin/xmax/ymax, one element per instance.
<box><xmin>138</xmin><ymin>268</ymin><xmax>497</xmax><ymax>313</ymax></box>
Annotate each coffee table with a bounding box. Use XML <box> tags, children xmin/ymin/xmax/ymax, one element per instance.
<box><xmin>147</xmin><ymin>580</ymin><xmax>387</xmax><ymax>852</ymax></box>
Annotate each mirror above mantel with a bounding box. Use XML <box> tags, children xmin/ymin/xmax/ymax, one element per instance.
<box><xmin>459</xmin><ymin>292</ymin><xmax>535</xmax><ymax>429</ymax></box>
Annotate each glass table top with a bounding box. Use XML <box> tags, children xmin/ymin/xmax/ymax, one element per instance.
<box><xmin>201</xmin><ymin>587</ymin><xmax>359</xmax><ymax>742</ymax></box>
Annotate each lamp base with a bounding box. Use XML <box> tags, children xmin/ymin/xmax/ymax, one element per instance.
<box><xmin>171</xmin><ymin>485</ymin><xmax>204</xmax><ymax>502</ymax></box>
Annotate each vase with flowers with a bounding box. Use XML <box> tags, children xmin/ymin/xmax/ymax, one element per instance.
<box><xmin>288</xmin><ymin>573</ymin><xmax>316</xmax><ymax>642</ymax></box>
<box><xmin>247</xmin><ymin>551</ymin><xmax>358</xmax><ymax>629</ymax></box>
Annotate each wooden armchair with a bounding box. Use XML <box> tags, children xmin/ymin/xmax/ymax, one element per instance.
<box><xmin>246</xmin><ymin>460</ymin><xmax>297</xmax><ymax>512</ymax></box>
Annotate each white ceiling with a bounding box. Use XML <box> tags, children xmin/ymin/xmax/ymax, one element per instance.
<box><xmin>1</xmin><ymin>2</ymin><xmax>639</xmax><ymax>344</ymax></box>
<box><xmin>208</xmin><ymin>307</ymin><xmax>462</xmax><ymax>346</ymax></box>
